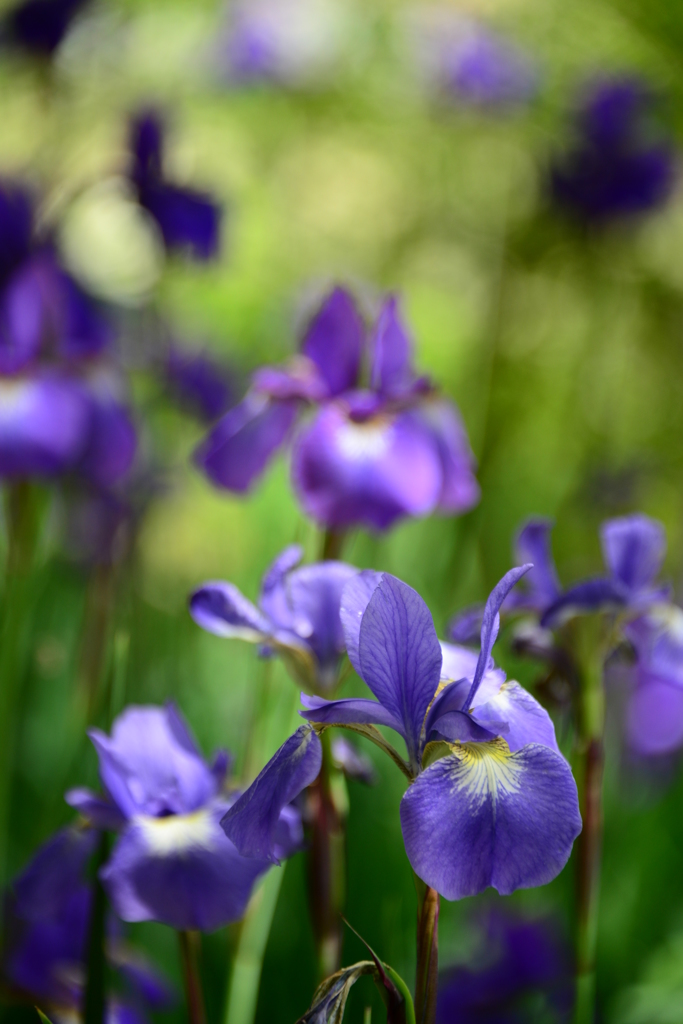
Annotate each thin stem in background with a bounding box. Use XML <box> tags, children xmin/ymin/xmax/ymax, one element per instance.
<box><xmin>83</xmin><ymin>831</ymin><xmax>110</xmax><ymax>1024</ymax></box>
<box><xmin>77</xmin><ymin>562</ymin><xmax>117</xmax><ymax>723</ymax></box>
<box><xmin>321</xmin><ymin>528</ymin><xmax>348</xmax><ymax>562</ymax></box>
<box><xmin>413</xmin><ymin>880</ymin><xmax>439</xmax><ymax>1024</ymax></box>
<box><xmin>179</xmin><ymin>930</ymin><xmax>207</xmax><ymax>1024</ymax></box>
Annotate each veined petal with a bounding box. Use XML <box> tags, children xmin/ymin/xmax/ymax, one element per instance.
<box><xmin>465</xmin><ymin>565</ymin><xmax>531</xmax><ymax>707</ymax></box>
<box><xmin>369</xmin><ymin>295</ymin><xmax>414</xmax><ymax>397</ymax></box>
<box><xmin>471</xmin><ymin>682</ymin><xmax>560</xmax><ymax>753</ymax></box>
<box><xmin>506</xmin><ymin>519</ymin><xmax>561</xmax><ymax>611</ymax></box>
<box><xmin>340</xmin><ymin>570</ymin><xmax>383</xmax><ymax>675</ymax></box>
<box><xmin>190</xmin><ymin>581</ymin><xmax>271</xmax><ymax>642</ymax></box>
<box><xmin>400</xmin><ymin>740</ymin><xmax>581</xmax><ymax>900</ymax></box>
<box><xmin>300</xmin><ymin>287</ymin><xmax>364</xmax><ymax>398</ymax></box>
<box><xmin>601</xmin><ymin>514</ymin><xmax>665</xmax><ymax>592</ymax></box>
<box><xmin>221</xmin><ymin>726</ymin><xmax>322</xmax><ymax>862</ymax></box>
<box><xmin>101</xmin><ymin>805</ymin><xmax>270</xmax><ymax>931</ymax></box>
<box><xmin>65</xmin><ymin>787</ymin><xmax>127</xmax><ymax>830</ymax></box>
<box><xmin>358</xmin><ymin>574</ymin><xmax>442</xmax><ymax>767</ymax></box>
<box><xmin>427</xmin><ymin>710</ymin><xmax>499</xmax><ymax>744</ymax></box>
<box><xmin>291</xmin><ymin>403</ymin><xmax>444</xmax><ymax>530</ymax></box>
<box><xmin>541</xmin><ymin>577</ymin><xmax>625</xmax><ymax>628</ymax></box>
<box><xmin>194</xmin><ymin>391</ymin><xmax>298</xmax><ymax>493</ymax></box>
<box><xmin>300</xmin><ymin>694</ymin><xmax>406</xmax><ymax>734</ymax></box>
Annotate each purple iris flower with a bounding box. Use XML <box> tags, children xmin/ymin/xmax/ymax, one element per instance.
<box><xmin>221</xmin><ymin>567</ymin><xmax>581</xmax><ymax>899</ymax></box>
<box><xmin>129</xmin><ymin>110</ymin><xmax>222</xmax><ymax>261</ymax></box>
<box><xmin>411</xmin><ymin>12</ymin><xmax>538</xmax><ymax>109</ymax></box>
<box><xmin>623</xmin><ymin>606</ymin><xmax>683</xmax><ymax>757</ymax></box>
<box><xmin>195</xmin><ymin>288</ymin><xmax>479</xmax><ymax>530</ymax></box>
<box><xmin>4</xmin><ymin>825</ymin><xmax>174</xmax><ymax>1022</ymax></box>
<box><xmin>190</xmin><ymin>544</ymin><xmax>358</xmax><ymax>694</ymax></box>
<box><xmin>436</xmin><ymin>910</ymin><xmax>571</xmax><ymax>1024</ymax></box>
<box><xmin>1</xmin><ymin>0</ymin><xmax>91</xmax><ymax>58</ymax></box>
<box><xmin>165</xmin><ymin>344</ymin><xmax>234</xmax><ymax>422</ymax></box>
<box><xmin>66</xmin><ymin>703</ymin><xmax>302</xmax><ymax>931</ymax></box>
<box><xmin>549</xmin><ymin>77</ymin><xmax>676</xmax><ymax>224</ymax></box>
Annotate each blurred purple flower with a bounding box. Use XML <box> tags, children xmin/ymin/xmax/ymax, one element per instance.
<box><xmin>436</xmin><ymin>910</ymin><xmax>571</xmax><ymax>1024</ymax></box>
<box><xmin>223</xmin><ymin>567</ymin><xmax>581</xmax><ymax>897</ymax></box>
<box><xmin>129</xmin><ymin>110</ymin><xmax>222</xmax><ymax>261</ymax></box>
<box><xmin>165</xmin><ymin>344</ymin><xmax>234</xmax><ymax>422</ymax></box>
<box><xmin>624</xmin><ymin>606</ymin><xmax>683</xmax><ymax>756</ymax></box>
<box><xmin>410</xmin><ymin>10</ymin><xmax>537</xmax><ymax>109</ymax></box>
<box><xmin>67</xmin><ymin>703</ymin><xmax>303</xmax><ymax>931</ymax></box>
<box><xmin>1</xmin><ymin>0</ymin><xmax>91</xmax><ymax>58</ymax></box>
<box><xmin>190</xmin><ymin>544</ymin><xmax>358</xmax><ymax>694</ymax></box>
<box><xmin>550</xmin><ymin>77</ymin><xmax>676</xmax><ymax>223</ymax></box>
<box><xmin>3</xmin><ymin>825</ymin><xmax>174</xmax><ymax>1021</ymax></box>
<box><xmin>195</xmin><ymin>287</ymin><xmax>479</xmax><ymax>531</ymax></box>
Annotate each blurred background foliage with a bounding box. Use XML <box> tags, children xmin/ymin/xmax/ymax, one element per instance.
<box><xmin>5</xmin><ymin>0</ymin><xmax>683</xmax><ymax>1021</ymax></box>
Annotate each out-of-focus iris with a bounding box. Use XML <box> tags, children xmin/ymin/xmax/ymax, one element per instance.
<box><xmin>1</xmin><ymin>0</ymin><xmax>91</xmax><ymax>59</ymax></box>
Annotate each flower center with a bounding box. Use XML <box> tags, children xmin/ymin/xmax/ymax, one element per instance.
<box><xmin>336</xmin><ymin>418</ymin><xmax>391</xmax><ymax>460</ymax></box>
<box><xmin>137</xmin><ymin>808</ymin><xmax>215</xmax><ymax>855</ymax></box>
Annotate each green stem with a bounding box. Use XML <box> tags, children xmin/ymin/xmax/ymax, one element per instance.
<box><xmin>179</xmin><ymin>931</ymin><xmax>207</xmax><ymax>1024</ymax></box>
<box><xmin>571</xmin><ymin>622</ymin><xmax>606</xmax><ymax>1024</ymax></box>
<box><xmin>413</xmin><ymin>878</ymin><xmax>439</xmax><ymax>1024</ymax></box>
<box><xmin>77</xmin><ymin>562</ymin><xmax>117</xmax><ymax>724</ymax></box>
<box><xmin>83</xmin><ymin>831</ymin><xmax>110</xmax><ymax>1024</ymax></box>
<box><xmin>321</xmin><ymin>528</ymin><xmax>347</xmax><ymax>562</ymax></box>
<box><xmin>307</xmin><ymin>728</ymin><xmax>346</xmax><ymax>979</ymax></box>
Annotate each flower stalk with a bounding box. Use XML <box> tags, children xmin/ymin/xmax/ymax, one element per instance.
<box><xmin>179</xmin><ymin>930</ymin><xmax>207</xmax><ymax>1024</ymax></box>
<box><xmin>413</xmin><ymin>878</ymin><xmax>439</xmax><ymax>1024</ymax></box>
<box><xmin>83</xmin><ymin>831</ymin><xmax>110</xmax><ymax>1024</ymax></box>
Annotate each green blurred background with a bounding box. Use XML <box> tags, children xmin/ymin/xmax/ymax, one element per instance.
<box><xmin>5</xmin><ymin>0</ymin><xmax>683</xmax><ymax>1020</ymax></box>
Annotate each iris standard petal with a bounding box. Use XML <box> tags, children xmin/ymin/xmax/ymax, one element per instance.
<box><xmin>285</xmin><ymin>562</ymin><xmax>358</xmax><ymax>687</ymax></box>
<box><xmin>88</xmin><ymin>705</ymin><xmax>217</xmax><ymax>819</ymax></box>
<box><xmin>291</xmin><ymin>402</ymin><xmax>443</xmax><ymax>530</ymax></box>
<box><xmin>464</xmin><ymin>565</ymin><xmax>531</xmax><ymax>707</ymax></box>
<box><xmin>100</xmin><ymin>805</ymin><xmax>270</xmax><ymax>931</ymax></box>
<box><xmin>300</xmin><ymin>287</ymin><xmax>364</xmax><ymax>398</ymax></box>
<box><xmin>65</xmin><ymin>787</ymin><xmax>128</xmax><ymax>830</ymax></box>
<box><xmin>300</xmin><ymin>694</ymin><xmax>406</xmax><ymax>734</ymax></box>
<box><xmin>601</xmin><ymin>514</ymin><xmax>666</xmax><ymax>592</ymax></box>
<box><xmin>369</xmin><ymin>295</ymin><xmax>414</xmax><ymax>397</ymax></box>
<box><xmin>627</xmin><ymin>676</ymin><xmax>683</xmax><ymax>756</ymax></box>
<box><xmin>340</xmin><ymin>569</ymin><xmax>383</xmax><ymax>675</ymax></box>
<box><xmin>194</xmin><ymin>390</ymin><xmax>298</xmax><ymax>492</ymax></box>
<box><xmin>0</xmin><ymin>373</ymin><xmax>90</xmax><ymax>478</ymax></box>
<box><xmin>259</xmin><ymin>544</ymin><xmax>304</xmax><ymax>629</ymax></box>
<box><xmin>417</xmin><ymin>398</ymin><xmax>480</xmax><ymax>514</ymax></box>
<box><xmin>190</xmin><ymin>581</ymin><xmax>272</xmax><ymax>642</ymax></box>
<box><xmin>400</xmin><ymin>740</ymin><xmax>581</xmax><ymax>900</ymax></box>
<box><xmin>541</xmin><ymin>577</ymin><xmax>625</xmax><ymax>628</ymax></box>
<box><xmin>358</xmin><ymin>574</ymin><xmax>443</xmax><ymax>767</ymax></box>
<box><xmin>221</xmin><ymin>725</ymin><xmax>322</xmax><ymax>862</ymax></box>
<box><xmin>506</xmin><ymin>519</ymin><xmax>561</xmax><ymax>611</ymax></box>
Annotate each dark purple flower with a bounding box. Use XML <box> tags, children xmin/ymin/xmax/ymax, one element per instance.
<box><xmin>195</xmin><ymin>288</ymin><xmax>479</xmax><ymax>531</ymax></box>
<box><xmin>223</xmin><ymin>567</ymin><xmax>581</xmax><ymax>899</ymax></box>
<box><xmin>190</xmin><ymin>544</ymin><xmax>358</xmax><ymax>693</ymax></box>
<box><xmin>129</xmin><ymin>110</ymin><xmax>222</xmax><ymax>261</ymax></box>
<box><xmin>550</xmin><ymin>77</ymin><xmax>675</xmax><ymax>224</ymax></box>
<box><xmin>4</xmin><ymin>825</ymin><xmax>174</xmax><ymax>1020</ymax></box>
<box><xmin>1</xmin><ymin>0</ymin><xmax>90</xmax><ymax>57</ymax></box>
<box><xmin>67</xmin><ymin>703</ymin><xmax>302</xmax><ymax>931</ymax></box>
<box><xmin>436</xmin><ymin>910</ymin><xmax>571</xmax><ymax>1024</ymax></box>
<box><xmin>165</xmin><ymin>344</ymin><xmax>234</xmax><ymax>422</ymax></box>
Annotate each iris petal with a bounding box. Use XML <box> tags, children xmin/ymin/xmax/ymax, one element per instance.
<box><xmin>601</xmin><ymin>514</ymin><xmax>666</xmax><ymax>592</ymax></box>
<box><xmin>300</xmin><ymin>694</ymin><xmax>406</xmax><ymax>735</ymax></box>
<box><xmin>300</xmin><ymin>287</ymin><xmax>364</xmax><ymax>398</ymax></box>
<box><xmin>506</xmin><ymin>519</ymin><xmax>561</xmax><ymax>611</ymax></box>
<box><xmin>340</xmin><ymin>570</ymin><xmax>383</xmax><ymax>676</ymax></box>
<box><xmin>189</xmin><ymin>581</ymin><xmax>271</xmax><ymax>642</ymax></box>
<box><xmin>400</xmin><ymin>740</ymin><xmax>581</xmax><ymax>900</ymax></box>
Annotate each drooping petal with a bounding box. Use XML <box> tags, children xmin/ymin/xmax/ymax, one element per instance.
<box><xmin>417</xmin><ymin>398</ymin><xmax>480</xmax><ymax>514</ymax></box>
<box><xmin>300</xmin><ymin>693</ymin><xmax>406</xmax><ymax>734</ymax></box>
<box><xmin>194</xmin><ymin>391</ymin><xmax>298</xmax><ymax>493</ymax></box>
<box><xmin>11</xmin><ymin>826</ymin><xmax>97</xmax><ymax>920</ymax></box>
<box><xmin>465</xmin><ymin>565</ymin><xmax>532</xmax><ymax>707</ymax></box>
<box><xmin>358</xmin><ymin>574</ymin><xmax>442</xmax><ymax>767</ymax></box>
<box><xmin>65</xmin><ymin>787</ymin><xmax>127</xmax><ymax>830</ymax></box>
<box><xmin>400</xmin><ymin>740</ymin><xmax>581</xmax><ymax>900</ymax></box>
<box><xmin>300</xmin><ymin>287</ymin><xmax>364</xmax><ymax>398</ymax></box>
<box><xmin>221</xmin><ymin>725</ymin><xmax>322</xmax><ymax>862</ymax></box>
<box><xmin>100</xmin><ymin>804</ymin><xmax>270</xmax><ymax>931</ymax></box>
<box><xmin>291</xmin><ymin>401</ymin><xmax>443</xmax><ymax>530</ymax></box>
<box><xmin>540</xmin><ymin>577</ymin><xmax>625</xmax><ymax>628</ymax></box>
<box><xmin>0</xmin><ymin>373</ymin><xmax>90</xmax><ymax>478</ymax></box>
<box><xmin>88</xmin><ymin>705</ymin><xmax>217</xmax><ymax>819</ymax></box>
<box><xmin>369</xmin><ymin>295</ymin><xmax>414</xmax><ymax>397</ymax></box>
<box><xmin>626</xmin><ymin>676</ymin><xmax>683</xmax><ymax>756</ymax></box>
<box><xmin>506</xmin><ymin>519</ymin><xmax>561</xmax><ymax>611</ymax></box>
<box><xmin>470</xmin><ymin>682</ymin><xmax>561</xmax><ymax>754</ymax></box>
<box><xmin>340</xmin><ymin>569</ymin><xmax>383</xmax><ymax>675</ymax></box>
<box><xmin>601</xmin><ymin>514</ymin><xmax>666</xmax><ymax>593</ymax></box>
<box><xmin>190</xmin><ymin>581</ymin><xmax>272</xmax><ymax>642</ymax></box>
